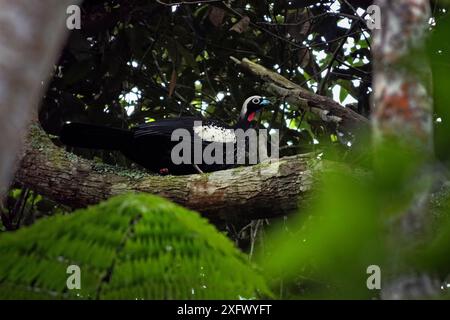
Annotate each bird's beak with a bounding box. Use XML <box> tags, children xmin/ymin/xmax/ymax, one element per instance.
<box><xmin>260</xmin><ymin>99</ymin><xmax>271</xmax><ymax>106</ymax></box>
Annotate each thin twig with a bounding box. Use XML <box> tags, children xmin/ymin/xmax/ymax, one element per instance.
<box><xmin>193</xmin><ymin>164</ymin><xmax>204</xmax><ymax>174</ymax></box>
<box><xmin>156</xmin><ymin>0</ymin><xmax>223</xmax><ymax>6</ymax></box>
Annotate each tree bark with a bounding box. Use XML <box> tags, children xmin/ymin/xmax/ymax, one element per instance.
<box><xmin>372</xmin><ymin>0</ymin><xmax>439</xmax><ymax>299</ymax></box>
<box><xmin>15</xmin><ymin>125</ymin><xmax>320</xmax><ymax>221</ymax></box>
<box><xmin>0</xmin><ymin>0</ymin><xmax>80</xmax><ymax>195</ymax></box>
<box><xmin>373</xmin><ymin>1</ymin><xmax>433</xmax><ymax>237</ymax></box>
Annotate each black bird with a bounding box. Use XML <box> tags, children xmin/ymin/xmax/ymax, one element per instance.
<box><xmin>60</xmin><ymin>96</ymin><xmax>270</xmax><ymax>175</ymax></box>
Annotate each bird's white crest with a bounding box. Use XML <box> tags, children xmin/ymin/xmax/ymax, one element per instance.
<box><xmin>240</xmin><ymin>95</ymin><xmax>262</xmax><ymax>119</ymax></box>
<box><xmin>193</xmin><ymin>124</ymin><xmax>236</xmax><ymax>143</ymax></box>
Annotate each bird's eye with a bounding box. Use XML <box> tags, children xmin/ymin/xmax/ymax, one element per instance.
<box><xmin>252</xmin><ymin>98</ymin><xmax>260</xmax><ymax>104</ymax></box>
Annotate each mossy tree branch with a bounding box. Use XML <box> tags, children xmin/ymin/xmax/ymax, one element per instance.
<box><xmin>14</xmin><ymin>125</ymin><xmax>322</xmax><ymax>221</ymax></box>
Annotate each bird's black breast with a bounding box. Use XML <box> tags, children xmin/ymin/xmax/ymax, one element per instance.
<box><xmin>121</xmin><ymin>117</ymin><xmax>237</xmax><ymax>174</ymax></box>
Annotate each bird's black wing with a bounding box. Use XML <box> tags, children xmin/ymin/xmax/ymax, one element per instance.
<box><xmin>127</xmin><ymin>117</ymin><xmax>237</xmax><ymax>174</ymax></box>
<box><xmin>133</xmin><ymin>117</ymin><xmax>198</xmax><ymax>138</ymax></box>
<box><xmin>133</xmin><ymin>117</ymin><xmax>235</xmax><ymax>142</ymax></box>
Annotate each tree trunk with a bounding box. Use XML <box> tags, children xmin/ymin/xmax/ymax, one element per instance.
<box><xmin>0</xmin><ymin>0</ymin><xmax>79</xmax><ymax>195</ymax></box>
<box><xmin>372</xmin><ymin>0</ymin><xmax>439</xmax><ymax>299</ymax></box>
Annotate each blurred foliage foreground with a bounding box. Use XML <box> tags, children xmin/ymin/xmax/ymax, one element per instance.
<box><xmin>1</xmin><ymin>139</ymin><xmax>450</xmax><ymax>299</ymax></box>
<box><xmin>0</xmin><ymin>194</ymin><xmax>270</xmax><ymax>299</ymax></box>
<box><xmin>2</xmin><ymin>3</ymin><xmax>450</xmax><ymax>300</ymax></box>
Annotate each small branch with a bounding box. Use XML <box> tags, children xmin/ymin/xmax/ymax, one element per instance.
<box><xmin>156</xmin><ymin>0</ymin><xmax>223</xmax><ymax>6</ymax></box>
<box><xmin>231</xmin><ymin>57</ymin><xmax>369</xmax><ymax>132</ymax></box>
<box><xmin>318</xmin><ymin>20</ymin><xmax>359</xmax><ymax>95</ymax></box>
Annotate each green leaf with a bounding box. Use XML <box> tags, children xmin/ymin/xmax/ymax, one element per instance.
<box><xmin>339</xmin><ymin>86</ymin><xmax>349</xmax><ymax>103</ymax></box>
<box><xmin>0</xmin><ymin>194</ymin><xmax>271</xmax><ymax>300</ymax></box>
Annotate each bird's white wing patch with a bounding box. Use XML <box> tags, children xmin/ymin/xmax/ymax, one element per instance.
<box><xmin>193</xmin><ymin>125</ymin><xmax>236</xmax><ymax>143</ymax></box>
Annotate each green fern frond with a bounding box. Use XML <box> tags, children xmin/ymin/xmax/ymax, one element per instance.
<box><xmin>0</xmin><ymin>194</ymin><xmax>270</xmax><ymax>300</ymax></box>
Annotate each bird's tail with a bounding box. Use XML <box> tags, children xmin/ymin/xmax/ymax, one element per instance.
<box><xmin>60</xmin><ymin>122</ymin><xmax>132</xmax><ymax>150</ymax></box>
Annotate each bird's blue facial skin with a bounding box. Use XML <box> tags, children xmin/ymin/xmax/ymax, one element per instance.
<box><xmin>260</xmin><ymin>99</ymin><xmax>271</xmax><ymax>106</ymax></box>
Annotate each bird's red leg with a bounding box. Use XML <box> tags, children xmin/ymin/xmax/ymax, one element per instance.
<box><xmin>159</xmin><ymin>168</ymin><xmax>169</xmax><ymax>175</ymax></box>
